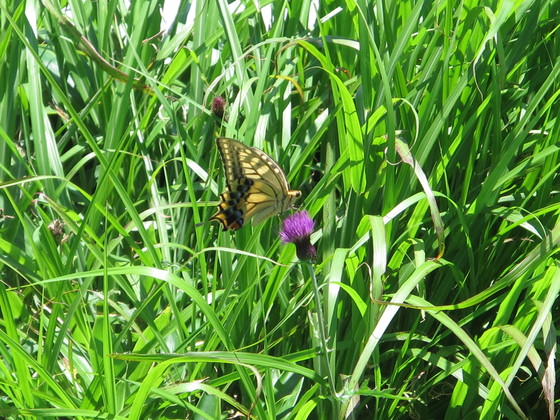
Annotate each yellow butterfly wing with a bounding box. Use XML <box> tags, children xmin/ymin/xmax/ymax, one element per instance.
<box><xmin>210</xmin><ymin>137</ymin><xmax>301</xmax><ymax>231</ymax></box>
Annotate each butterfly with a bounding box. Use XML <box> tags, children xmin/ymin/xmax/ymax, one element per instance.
<box><xmin>210</xmin><ymin>137</ymin><xmax>301</xmax><ymax>230</ymax></box>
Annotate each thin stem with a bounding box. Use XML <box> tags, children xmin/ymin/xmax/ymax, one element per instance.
<box><xmin>306</xmin><ymin>262</ymin><xmax>337</xmax><ymax>396</ymax></box>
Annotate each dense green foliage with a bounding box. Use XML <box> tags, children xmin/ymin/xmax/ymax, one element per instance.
<box><xmin>1</xmin><ymin>0</ymin><xmax>559</xmax><ymax>419</ymax></box>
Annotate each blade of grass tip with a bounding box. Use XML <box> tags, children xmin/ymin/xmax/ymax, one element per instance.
<box><xmin>395</xmin><ymin>136</ymin><xmax>445</xmax><ymax>258</ymax></box>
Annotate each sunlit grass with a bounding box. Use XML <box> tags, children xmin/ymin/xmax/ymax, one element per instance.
<box><xmin>1</xmin><ymin>0</ymin><xmax>559</xmax><ymax>419</ymax></box>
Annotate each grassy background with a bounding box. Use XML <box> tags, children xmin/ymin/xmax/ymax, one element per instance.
<box><xmin>1</xmin><ymin>0</ymin><xmax>559</xmax><ymax>419</ymax></box>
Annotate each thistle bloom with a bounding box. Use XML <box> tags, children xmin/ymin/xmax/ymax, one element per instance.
<box><xmin>280</xmin><ymin>211</ymin><xmax>316</xmax><ymax>260</ymax></box>
<box><xmin>211</xmin><ymin>96</ymin><xmax>226</xmax><ymax>119</ymax></box>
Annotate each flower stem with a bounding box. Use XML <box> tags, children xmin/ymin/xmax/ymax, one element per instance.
<box><xmin>305</xmin><ymin>262</ymin><xmax>337</xmax><ymax>396</ymax></box>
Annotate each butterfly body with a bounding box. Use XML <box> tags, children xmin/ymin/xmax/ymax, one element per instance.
<box><xmin>211</xmin><ymin>137</ymin><xmax>301</xmax><ymax>230</ymax></box>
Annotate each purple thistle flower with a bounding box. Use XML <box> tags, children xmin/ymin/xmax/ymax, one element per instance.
<box><xmin>280</xmin><ymin>211</ymin><xmax>316</xmax><ymax>260</ymax></box>
<box><xmin>211</xmin><ymin>96</ymin><xmax>226</xmax><ymax>119</ymax></box>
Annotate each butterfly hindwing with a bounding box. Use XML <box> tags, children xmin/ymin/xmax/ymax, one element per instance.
<box><xmin>210</xmin><ymin>138</ymin><xmax>301</xmax><ymax>230</ymax></box>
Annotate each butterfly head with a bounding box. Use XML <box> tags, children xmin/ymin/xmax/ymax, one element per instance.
<box><xmin>286</xmin><ymin>190</ymin><xmax>302</xmax><ymax>209</ymax></box>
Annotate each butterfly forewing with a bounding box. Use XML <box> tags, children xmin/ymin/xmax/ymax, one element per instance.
<box><xmin>210</xmin><ymin>138</ymin><xmax>301</xmax><ymax>230</ymax></box>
